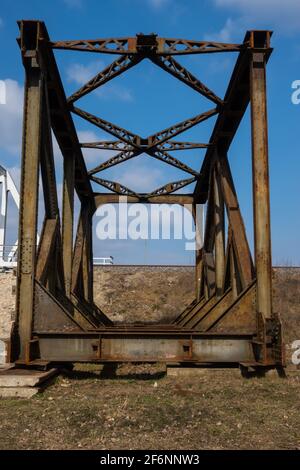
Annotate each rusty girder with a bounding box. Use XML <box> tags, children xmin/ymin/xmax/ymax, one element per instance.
<box><xmin>80</xmin><ymin>140</ymin><xmax>210</xmax><ymax>152</ymax></box>
<box><xmin>51</xmin><ymin>34</ymin><xmax>245</xmax><ymax>55</ymax></box>
<box><xmin>150</xmin><ymin>55</ymin><xmax>223</xmax><ymax>105</ymax></box>
<box><xmin>90</xmin><ymin>176</ymin><xmax>139</xmax><ymax>197</ymax></box>
<box><xmin>146</xmin><ymin>177</ymin><xmax>197</xmax><ymax>198</ymax></box>
<box><xmin>72</xmin><ymin>106</ymin><xmax>141</xmax><ymax>147</ymax></box>
<box><xmin>68</xmin><ymin>55</ymin><xmax>142</xmax><ymax>104</ymax></box>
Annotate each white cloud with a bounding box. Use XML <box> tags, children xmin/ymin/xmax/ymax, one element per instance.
<box><xmin>210</xmin><ymin>0</ymin><xmax>300</xmax><ymax>37</ymax></box>
<box><xmin>95</xmin><ymin>84</ymin><xmax>134</xmax><ymax>103</ymax></box>
<box><xmin>66</xmin><ymin>60</ymin><xmax>105</xmax><ymax>85</ymax></box>
<box><xmin>66</xmin><ymin>61</ymin><xmax>134</xmax><ymax>102</ymax></box>
<box><xmin>205</xmin><ymin>18</ymin><xmax>237</xmax><ymax>42</ymax></box>
<box><xmin>116</xmin><ymin>164</ymin><xmax>164</xmax><ymax>193</ymax></box>
<box><xmin>0</xmin><ymin>79</ymin><xmax>23</xmax><ymax>156</ymax></box>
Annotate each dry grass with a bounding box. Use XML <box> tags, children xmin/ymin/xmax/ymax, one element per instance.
<box><xmin>0</xmin><ymin>365</ymin><xmax>300</xmax><ymax>450</ymax></box>
<box><xmin>93</xmin><ymin>266</ymin><xmax>195</xmax><ymax>324</ymax></box>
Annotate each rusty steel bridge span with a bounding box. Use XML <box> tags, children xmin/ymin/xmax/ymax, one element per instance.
<box><xmin>10</xmin><ymin>21</ymin><xmax>284</xmax><ymax>372</ymax></box>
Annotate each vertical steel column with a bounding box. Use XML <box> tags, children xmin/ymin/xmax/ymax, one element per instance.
<box><xmin>213</xmin><ymin>166</ymin><xmax>225</xmax><ymax>297</ymax></box>
<box><xmin>195</xmin><ymin>248</ymin><xmax>203</xmax><ymax>301</ymax></box>
<box><xmin>80</xmin><ymin>200</ymin><xmax>94</xmax><ymax>304</ymax></box>
<box><xmin>217</xmin><ymin>155</ymin><xmax>253</xmax><ymax>290</ymax></box>
<box><xmin>250</xmin><ymin>48</ymin><xmax>272</xmax><ymax>321</ymax></box>
<box><xmin>192</xmin><ymin>203</ymin><xmax>204</xmax><ymax>301</ymax></box>
<box><xmin>16</xmin><ymin>27</ymin><xmax>43</xmax><ymax>359</ymax></box>
<box><xmin>62</xmin><ymin>153</ymin><xmax>75</xmax><ymax>297</ymax></box>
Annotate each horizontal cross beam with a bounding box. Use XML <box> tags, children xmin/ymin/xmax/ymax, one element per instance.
<box><xmin>159</xmin><ymin>141</ymin><xmax>210</xmax><ymax>151</ymax></box>
<box><xmin>94</xmin><ymin>193</ymin><xmax>195</xmax><ymax>206</ymax></box>
<box><xmin>81</xmin><ymin>140</ymin><xmax>132</xmax><ymax>151</ymax></box>
<box><xmin>51</xmin><ymin>35</ymin><xmax>244</xmax><ymax>55</ymax></box>
<box><xmin>81</xmin><ymin>140</ymin><xmax>210</xmax><ymax>152</ymax></box>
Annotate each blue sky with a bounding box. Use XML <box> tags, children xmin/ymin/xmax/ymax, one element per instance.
<box><xmin>0</xmin><ymin>0</ymin><xmax>299</xmax><ymax>265</ymax></box>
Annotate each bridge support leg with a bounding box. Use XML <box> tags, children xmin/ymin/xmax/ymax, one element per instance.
<box><xmin>16</xmin><ymin>24</ymin><xmax>43</xmax><ymax>360</ymax></box>
<box><xmin>62</xmin><ymin>153</ymin><xmax>75</xmax><ymax>298</ymax></box>
<box><xmin>213</xmin><ymin>165</ymin><xmax>225</xmax><ymax>297</ymax></box>
<box><xmin>250</xmin><ymin>51</ymin><xmax>272</xmax><ymax>322</ymax></box>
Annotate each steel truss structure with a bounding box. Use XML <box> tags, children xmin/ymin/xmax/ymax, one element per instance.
<box><xmin>11</xmin><ymin>21</ymin><xmax>284</xmax><ymax>371</ymax></box>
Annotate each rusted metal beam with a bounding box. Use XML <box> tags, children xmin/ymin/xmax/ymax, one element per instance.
<box><xmin>62</xmin><ymin>152</ymin><xmax>75</xmax><ymax>298</ymax></box>
<box><xmin>81</xmin><ymin>140</ymin><xmax>132</xmax><ymax>151</ymax></box>
<box><xmin>81</xmin><ymin>202</ymin><xmax>94</xmax><ymax>304</ymax></box>
<box><xmin>147</xmin><ymin>149</ymin><xmax>199</xmax><ymax>176</ymax></box>
<box><xmin>88</xmin><ymin>145</ymin><xmax>202</xmax><ymax>180</ymax></box>
<box><xmin>213</xmin><ymin>165</ymin><xmax>225</xmax><ymax>297</ymax></box>
<box><xmin>193</xmin><ymin>31</ymin><xmax>272</xmax><ymax>203</ymax></box>
<box><xmin>17</xmin><ymin>20</ymin><xmax>94</xmax><ymax>203</ymax></box>
<box><xmin>90</xmin><ymin>176</ymin><xmax>140</xmax><ymax>197</ymax></box>
<box><xmin>147</xmin><ymin>108</ymin><xmax>218</xmax><ymax>147</ymax></box>
<box><xmin>151</xmin><ymin>55</ymin><xmax>223</xmax><ymax>105</ymax></box>
<box><xmin>81</xmin><ymin>140</ymin><xmax>210</xmax><ymax>152</ymax></box>
<box><xmin>94</xmin><ymin>193</ymin><xmax>194</xmax><ymax>206</ymax></box>
<box><xmin>89</xmin><ymin>149</ymin><xmax>140</xmax><ymax>175</ymax></box>
<box><xmin>16</xmin><ymin>22</ymin><xmax>44</xmax><ymax>360</ymax></box>
<box><xmin>51</xmin><ymin>34</ymin><xmax>244</xmax><ymax>55</ymax></box>
<box><xmin>72</xmin><ymin>106</ymin><xmax>141</xmax><ymax>147</ymax></box>
<box><xmin>216</xmin><ymin>154</ymin><xmax>254</xmax><ymax>289</ymax></box>
<box><xmin>146</xmin><ymin>177</ymin><xmax>196</xmax><ymax>197</ymax></box>
<box><xmin>159</xmin><ymin>141</ymin><xmax>210</xmax><ymax>151</ymax></box>
<box><xmin>36</xmin><ymin>217</ymin><xmax>59</xmax><ymax>285</ymax></box>
<box><xmin>68</xmin><ymin>55</ymin><xmax>142</xmax><ymax>104</ymax></box>
<box><xmin>34</xmin><ymin>332</ymin><xmax>256</xmax><ymax>364</ymax></box>
<box><xmin>40</xmin><ymin>83</ymin><xmax>59</xmax><ymax>219</ymax></box>
<box><xmin>250</xmin><ymin>48</ymin><xmax>272</xmax><ymax>320</ymax></box>
<box><xmin>82</xmin><ymin>108</ymin><xmax>217</xmax><ymax>175</ymax></box>
<box><xmin>71</xmin><ymin>208</ymin><xmax>85</xmax><ymax>296</ymax></box>
<box><xmin>89</xmin><ymin>147</ymin><xmax>199</xmax><ymax>177</ymax></box>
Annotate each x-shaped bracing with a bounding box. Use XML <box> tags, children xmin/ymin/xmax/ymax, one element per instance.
<box><xmin>66</xmin><ymin>38</ymin><xmax>223</xmax><ymax>196</ymax></box>
<box><xmin>72</xmin><ymin>105</ymin><xmax>217</xmax><ymax>179</ymax></box>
